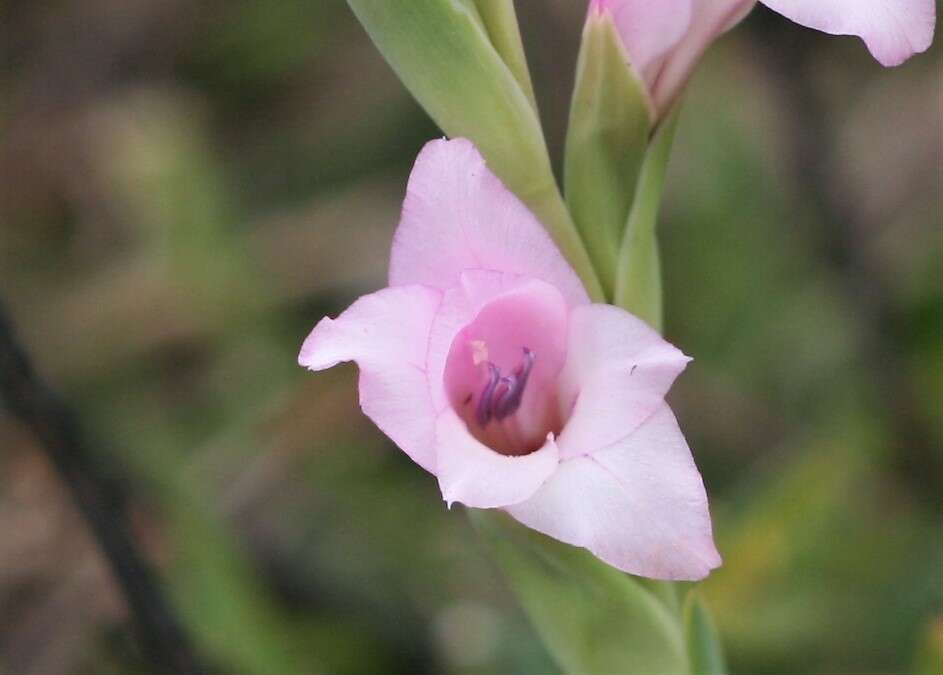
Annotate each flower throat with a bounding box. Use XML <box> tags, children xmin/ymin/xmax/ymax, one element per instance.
<box><xmin>475</xmin><ymin>348</ymin><xmax>535</xmax><ymax>427</ymax></box>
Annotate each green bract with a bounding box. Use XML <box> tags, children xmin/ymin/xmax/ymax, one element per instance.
<box><xmin>473</xmin><ymin>511</ymin><xmax>688</xmax><ymax>675</ymax></box>
<box><xmin>684</xmin><ymin>591</ymin><xmax>730</xmax><ymax>675</ymax></box>
<box><xmin>614</xmin><ymin>111</ymin><xmax>679</xmax><ymax>331</ymax></box>
<box><xmin>564</xmin><ymin>10</ymin><xmax>651</xmax><ymax>300</ymax></box>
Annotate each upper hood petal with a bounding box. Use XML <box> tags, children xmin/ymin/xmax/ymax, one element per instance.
<box><xmin>389</xmin><ymin>138</ymin><xmax>590</xmax><ymax>308</ymax></box>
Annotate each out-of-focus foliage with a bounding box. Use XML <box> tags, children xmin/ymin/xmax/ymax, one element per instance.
<box><xmin>0</xmin><ymin>1</ymin><xmax>940</xmax><ymax>674</ymax></box>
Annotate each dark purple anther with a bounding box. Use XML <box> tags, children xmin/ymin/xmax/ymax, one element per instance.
<box><xmin>493</xmin><ymin>348</ymin><xmax>535</xmax><ymax>420</ymax></box>
<box><xmin>475</xmin><ymin>348</ymin><xmax>535</xmax><ymax>426</ymax></box>
<box><xmin>476</xmin><ymin>362</ymin><xmax>501</xmax><ymax>427</ymax></box>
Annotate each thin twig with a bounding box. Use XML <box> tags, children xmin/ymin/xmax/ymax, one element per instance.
<box><xmin>0</xmin><ymin>300</ymin><xmax>209</xmax><ymax>674</ymax></box>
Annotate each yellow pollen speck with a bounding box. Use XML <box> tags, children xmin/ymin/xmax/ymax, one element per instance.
<box><xmin>470</xmin><ymin>340</ymin><xmax>488</xmax><ymax>365</ymax></box>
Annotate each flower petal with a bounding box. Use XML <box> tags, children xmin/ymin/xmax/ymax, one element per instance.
<box><xmin>556</xmin><ymin>304</ymin><xmax>690</xmax><ymax>459</ymax></box>
<box><xmin>389</xmin><ymin>138</ymin><xmax>590</xmax><ymax>308</ymax></box>
<box><xmin>435</xmin><ymin>408</ymin><xmax>560</xmax><ymax>509</ymax></box>
<box><xmin>507</xmin><ymin>404</ymin><xmax>720</xmax><ymax>580</ymax></box>
<box><xmin>760</xmin><ymin>0</ymin><xmax>935</xmax><ymax>66</ymax></box>
<box><xmin>439</xmin><ymin>274</ymin><xmax>570</xmax><ymax>456</ymax></box>
<box><xmin>649</xmin><ymin>0</ymin><xmax>756</xmax><ymax>114</ymax></box>
<box><xmin>299</xmin><ymin>285</ymin><xmax>442</xmax><ymax>473</ymax></box>
<box><xmin>591</xmin><ymin>0</ymin><xmax>695</xmax><ymax>90</ymax></box>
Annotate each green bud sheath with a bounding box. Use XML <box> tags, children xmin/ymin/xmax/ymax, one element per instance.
<box><xmin>614</xmin><ymin>110</ymin><xmax>679</xmax><ymax>332</ymax></box>
<box><xmin>564</xmin><ymin>9</ymin><xmax>652</xmax><ymax>300</ymax></box>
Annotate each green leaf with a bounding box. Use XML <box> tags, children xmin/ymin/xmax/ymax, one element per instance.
<box><xmin>613</xmin><ymin>109</ymin><xmax>680</xmax><ymax>330</ymax></box>
<box><xmin>472</xmin><ymin>510</ymin><xmax>687</xmax><ymax>675</ymax></box>
<box><xmin>684</xmin><ymin>591</ymin><xmax>729</xmax><ymax>675</ymax></box>
<box><xmin>564</xmin><ymin>9</ymin><xmax>652</xmax><ymax>299</ymax></box>
<box><xmin>346</xmin><ymin>0</ymin><xmax>604</xmax><ymax>301</ymax></box>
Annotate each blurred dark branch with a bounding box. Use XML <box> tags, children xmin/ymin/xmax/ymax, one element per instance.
<box><xmin>749</xmin><ymin>11</ymin><xmax>942</xmax><ymax>508</ymax></box>
<box><xmin>0</xmin><ymin>300</ymin><xmax>210</xmax><ymax>675</ymax></box>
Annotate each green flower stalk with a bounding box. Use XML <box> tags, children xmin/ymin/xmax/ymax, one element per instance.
<box><xmin>328</xmin><ymin>1</ymin><xmax>936</xmax><ymax>673</ymax></box>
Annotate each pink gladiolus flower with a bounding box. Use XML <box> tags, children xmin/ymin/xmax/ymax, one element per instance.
<box><xmin>592</xmin><ymin>0</ymin><xmax>936</xmax><ymax>115</ymax></box>
<box><xmin>299</xmin><ymin>138</ymin><xmax>720</xmax><ymax>580</ymax></box>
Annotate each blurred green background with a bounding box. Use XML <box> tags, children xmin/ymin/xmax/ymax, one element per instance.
<box><xmin>1</xmin><ymin>1</ymin><xmax>941</xmax><ymax>674</ymax></box>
